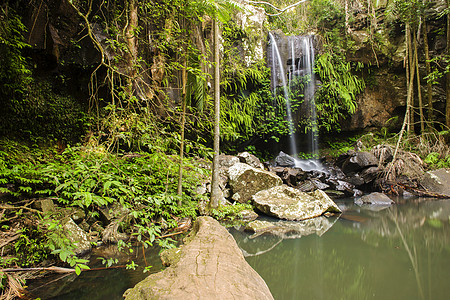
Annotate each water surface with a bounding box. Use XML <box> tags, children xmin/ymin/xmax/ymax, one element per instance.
<box><xmin>230</xmin><ymin>198</ymin><xmax>450</xmax><ymax>300</ymax></box>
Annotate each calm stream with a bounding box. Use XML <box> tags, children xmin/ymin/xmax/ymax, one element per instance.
<box><xmin>29</xmin><ymin>198</ymin><xmax>449</xmax><ymax>299</ymax></box>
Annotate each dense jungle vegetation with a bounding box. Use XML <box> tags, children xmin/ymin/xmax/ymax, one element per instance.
<box><xmin>1</xmin><ymin>0</ymin><xmax>450</xmax><ymax>295</ymax></box>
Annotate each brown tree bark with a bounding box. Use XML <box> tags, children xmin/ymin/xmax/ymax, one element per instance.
<box><xmin>423</xmin><ymin>18</ymin><xmax>433</xmax><ymax>125</ymax></box>
<box><xmin>209</xmin><ymin>18</ymin><xmax>221</xmax><ymax>209</ymax></box>
<box><xmin>125</xmin><ymin>0</ymin><xmax>138</xmax><ymax>98</ymax></box>
<box><xmin>414</xmin><ymin>28</ymin><xmax>425</xmax><ymax>132</ymax></box>
<box><xmin>446</xmin><ymin>0</ymin><xmax>450</xmax><ymax>128</ymax></box>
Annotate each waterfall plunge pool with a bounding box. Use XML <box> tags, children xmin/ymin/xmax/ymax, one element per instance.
<box><xmin>230</xmin><ymin>198</ymin><xmax>450</xmax><ymax>300</ymax></box>
<box><xmin>27</xmin><ymin>197</ymin><xmax>449</xmax><ymax>299</ymax></box>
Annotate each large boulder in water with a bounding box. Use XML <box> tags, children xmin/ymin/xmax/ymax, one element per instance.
<box><xmin>252</xmin><ymin>185</ymin><xmax>341</xmax><ymax>221</ymax></box>
<box><xmin>419</xmin><ymin>168</ymin><xmax>450</xmax><ymax>197</ymax></box>
<box><xmin>355</xmin><ymin>192</ymin><xmax>394</xmax><ymax>205</ymax></box>
<box><xmin>229</xmin><ymin>163</ymin><xmax>282</xmax><ymax>203</ymax></box>
<box><xmin>123</xmin><ymin>216</ymin><xmax>274</xmax><ymax>300</ymax></box>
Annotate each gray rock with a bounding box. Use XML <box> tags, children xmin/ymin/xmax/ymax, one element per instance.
<box><xmin>310</xmin><ymin>178</ymin><xmax>330</xmax><ymax>190</ymax></box>
<box><xmin>237</xmin><ymin>151</ymin><xmax>264</xmax><ymax>169</ymax></box>
<box><xmin>218</xmin><ymin>154</ymin><xmax>240</xmax><ymax>170</ymax></box>
<box><xmin>252</xmin><ymin>185</ymin><xmax>341</xmax><ymax>221</ymax></box>
<box><xmin>63</xmin><ymin>218</ymin><xmax>91</xmax><ymax>256</ymax></box>
<box><xmin>240</xmin><ymin>209</ymin><xmax>259</xmax><ymax>222</ymax></box>
<box><xmin>99</xmin><ymin>203</ymin><xmax>130</xmax><ymax>223</ymax></box>
<box><xmin>361</xmin><ymin>166</ymin><xmax>382</xmax><ymax>183</ymax></box>
<box><xmin>195</xmin><ymin>183</ymin><xmax>208</xmax><ymax>195</ymax></box>
<box><xmin>274</xmin><ymin>151</ymin><xmax>296</xmax><ymax>167</ymax></box>
<box><xmin>355</xmin><ymin>192</ymin><xmax>394</xmax><ymax>206</ymax></box>
<box><xmin>33</xmin><ymin>198</ymin><xmax>56</xmax><ymax>213</ymax></box>
<box><xmin>419</xmin><ymin>168</ymin><xmax>450</xmax><ymax>197</ymax></box>
<box><xmin>229</xmin><ymin>163</ymin><xmax>282</xmax><ymax>203</ymax></box>
<box><xmin>342</xmin><ymin>151</ymin><xmax>378</xmax><ymax>174</ymax></box>
<box><xmin>102</xmin><ymin>220</ymin><xmax>129</xmax><ymax>244</ymax></box>
<box><xmin>123</xmin><ymin>216</ymin><xmax>274</xmax><ymax>300</ymax></box>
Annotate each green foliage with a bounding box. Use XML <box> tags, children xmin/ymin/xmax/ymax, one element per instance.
<box><xmin>308</xmin><ymin>0</ymin><xmax>345</xmax><ymax>32</ymax></box>
<box><xmin>43</xmin><ymin>216</ymin><xmax>90</xmax><ymax>275</ymax></box>
<box><xmin>14</xmin><ymin>227</ymin><xmax>49</xmax><ymax>267</ymax></box>
<box><xmin>0</xmin><ymin>6</ymin><xmax>32</xmax><ymax>107</ymax></box>
<box><xmin>314</xmin><ymin>53</ymin><xmax>365</xmax><ymax>132</ymax></box>
<box><xmin>424</xmin><ymin>152</ymin><xmax>450</xmax><ymax>169</ymax></box>
<box><xmin>210</xmin><ymin>203</ymin><xmax>253</xmax><ymax>222</ymax></box>
<box><xmin>387</xmin><ymin>0</ymin><xmax>425</xmax><ymax>28</ymax></box>
<box><xmin>0</xmin><ymin>79</ymin><xmax>91</xmax><ymax>143</ymax></box>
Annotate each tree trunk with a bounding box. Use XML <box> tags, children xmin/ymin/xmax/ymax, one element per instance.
<box><xmin>423</xmin><ymin>18</ymin><xmax>433</xmax><ymax>125</ymax></box>
<box><xmin>345</xmin><ymin>0</ymin><xmax>350</xmax><ymax>34</ymax></box>
<box><xmin>405</xmin><ymin>24</ymin><xmax>412</xmax><ymax>133</ymax></box>
<box><xmin>177</xmin><ymin>55</ymin><xmax>187</xmax><ymax>201</ymax></box>
<box><xmin>388</xmin><ymin>24</ymin><xmax>418</xmax><ymax>180</ymax></box>
<box><xmin>414</xmin><ymin>27</ymin><xmax>425</xmax><ymax>133</ymax></box>
<box><xmin>125</xmin><ymin>0</ymin><xmax>138</xmax><ymax>98</ymax></box>
<box><xmin>209</xmin><ymin>18</ymin><xmax>221</xmax><ymax>209</ymax></box>
<box><xmin>446</xmin><ymin>0</ymin><xmax>450</xmax><ymax>127</ymax></box>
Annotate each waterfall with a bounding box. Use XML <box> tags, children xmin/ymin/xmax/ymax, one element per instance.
<box><xmin>269</xmin><ymin>32</ymin><xmax>298</xmax><ymax>156</ymax></box>
<box><xmin>268</xmin><ymin>33</ymin><xmax>326</xmax><ymax>172</ymax></box>
<box><xmin>301</xmin><ymin>36</ymin><xmax>319</xmax><ymax>157</ymax></box>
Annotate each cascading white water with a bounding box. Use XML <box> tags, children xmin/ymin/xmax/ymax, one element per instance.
<box><xmin>269</xmin><ymin>33</ymin><xmax>326</xmax><ymax>172</ymax></box>
<box><xmin>301</xmin><ymin>36</ymin><xmax>319</xmax><ymax>157</ymax></box>
<box><xmin>269</xmin><ymin>32</ymin><xmax>298</xmax><ymax>156</ymax></box>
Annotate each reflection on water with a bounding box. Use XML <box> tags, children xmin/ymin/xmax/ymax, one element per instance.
<box><xmin>231</xmin><ymin>198</ymin><xmax>450</xmax><ymax>300</ymax></box>
<box><xmin>28</xmin><ymin>244</ymin><xmax>164</xmax><ymax>300</ymax></box>
<box><xmin>27</xmin><ymin>199</ymin><xmax>449</xmax><ymax>299</ymax></box>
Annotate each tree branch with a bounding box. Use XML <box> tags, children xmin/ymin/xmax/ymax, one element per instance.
<box><xmin>248</xmin><ymin>0</ymin><xmax>308</xmax><ymax>16</ymax></box>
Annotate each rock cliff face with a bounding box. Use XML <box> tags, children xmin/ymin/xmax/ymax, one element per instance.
<box><xmin>342</xmin><ymin>0</ymin><xmax>448</xmax><ymax>132</ymax></box>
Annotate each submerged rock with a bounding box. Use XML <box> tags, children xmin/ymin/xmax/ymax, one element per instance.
<box><xmin>355</xmin><ymin>192</ymin><xmax>394</xmax><ymax>206</ymax></box>
<box><xmin>252</xmin><ymin>185</ymin><xmax>341</xmax><ymax>221</ymax></box>
<box><xmin>229</xmin><ymin>162</ymin><xmax>282</xmax><ymax>203</ymax></box>
<box><xmin>123</xmin><ymin>216</ymin><xmax>274</xmax><ymax>300</ymax></box>
<box><xmin>244</xmin><ymin>216</ymin><xmax>337</xmax><ymax>239</ymax></box>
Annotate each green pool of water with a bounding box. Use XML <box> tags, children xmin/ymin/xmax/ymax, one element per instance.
<box><xmin>230</xmin><ymin>199</ymin><xmax>450</xmax><ymax>300</ymax></box>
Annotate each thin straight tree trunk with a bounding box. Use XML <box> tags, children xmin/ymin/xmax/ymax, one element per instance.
<box><xmin>423</xmin><ymin>17</ymin><xmax>433</xmax><ymax>125</ymax></box>
<box><xmin>388</xmin><ymin>24</ymin><xmax>418</xmax><ymax>180</ymax></box>
<box><xmin>446</xmin><ymin>0</ymin><xmax>450</xmax><ymax>127</ymax></box>
<box><xmin>405</xmin><ymin>24</ymin><xmax>412</xmax><ymax>133</ymax></box>
<box><xmin>345</xmin><ymin>0</ymin><xmax>350</xmax><ymax>34</ymax></box>
<box><xmin>177</xmin><ymin>55</ymin><xmax>187</xmax><ymax>200</ymax></box>
<box><xmin>209</xmin><ymin>18</ymin><xmax>221</xmax><ymax>209</ymax></box>
<box><xmin>125</xmin><ymin>0</ymin><xmax>138</xmax><ymax>98</ymax></box>
<box><xmin>406</xmin><ymin>24</ymin><xmax>416</xmax><ymax>133</ymax></box>
<box><xmin>414</xmin><ymin>27</ymin><xmax>425</xmax><ymax>133</ymax></box>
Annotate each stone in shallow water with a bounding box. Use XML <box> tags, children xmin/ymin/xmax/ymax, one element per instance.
<box><xmin>244</xmin><ymin>216</ymin><xmax>337</xmax><ymax>239</ymax></box>
<box><xmin>252</xmin><ymin>185</ymin><xmax>341</xmax><ymax>221</ymax></box>
<box><xmin>123</xmin><ymin>216</ymin><xmax>274</xmax><ymax>300</ymax></box>
<box><xmin>355</xmin><ymin>192</ymin><xmax>394</xmax><ymax>206</ymax></box>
